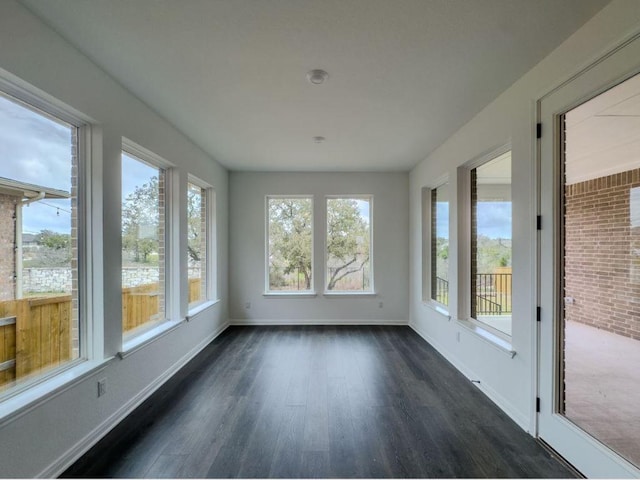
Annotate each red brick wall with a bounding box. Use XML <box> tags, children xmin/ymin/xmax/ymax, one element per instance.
<box><xmin>0</xmin><ymin>194</ymin><xmax>16</xmax><ymax>301</ymax></box>
<box><xmin>564</xmin><ymin>169</ymin><xmax>640</xmax><ymax>341</ymax></box>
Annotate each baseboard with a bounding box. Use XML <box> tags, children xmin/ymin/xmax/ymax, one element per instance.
<box><xmin>409</xmin><ymin>321</ymin><xmax>529</xmax><ymax>431</ymax></box>
<box><xmin>40</xmin><ymin>320</ymin><xmax>230</xmax><ymax>479</ymax></box>
<box><xmin>229</xmin><ymin>318</ymin><xmax>408</xmax><ymax>326</ymax></box>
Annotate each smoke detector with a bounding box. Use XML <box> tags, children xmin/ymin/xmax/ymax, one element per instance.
<box><xmin>306</xmin><ymin>69</ymin><xmax>329</xmax><ymax>85</ymax></box>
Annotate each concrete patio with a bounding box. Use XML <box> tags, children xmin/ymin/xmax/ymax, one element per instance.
<box><xmin>565</xmin><ymin>320</ymin><xmax>640</xmax><ymax>468</ymax></box>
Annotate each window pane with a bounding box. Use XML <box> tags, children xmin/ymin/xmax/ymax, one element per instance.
<box><xmin>561</xmin><ymin>73</ymin><xmax>640</xmax><ymax>467</ymax></box>
<box><xmin>121</xmin><ymin>152</ymin><xmax>165</xmax><ymax>337</ymax></box>
<box><xmin>471</xmin><ymin>151</ymin><xmax>512</xmax><ymax>335</ymax></box>
<box><xmin>188</xmin><ymin>182</ymin><xmax>207</xmax><ymax>306</ymax></box>
<box><xmin>326</xmin><ymin>197</ymin><xmax>372</xmax><ymax>292</ymax></box>
<box><xmin>431</xmin><ymin>184</ymin><xmax>449</xmax><ymax>305</ymax></box>
<box><xmin>267</xmin><ymin>197</ymin><xmax>313</xmax><ymax>291</ymax></box>
<box><xmin>0</xmin><ymin>93</ymin><xmax>79</xmax><ymax>393</ymax></box>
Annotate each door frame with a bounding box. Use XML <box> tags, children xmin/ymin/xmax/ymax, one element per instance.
<box><xmin>537</xmin><ymin>31</ymin><xmax>640</xmax><ymax>478</ymax></box>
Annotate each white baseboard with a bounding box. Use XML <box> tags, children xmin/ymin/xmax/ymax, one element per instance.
<box><xmin>229</xmin><ymin>318</ymin><xmax>408</xmax><ymax>326</ymax></box>
<box><xmin>409</xmin><ymin>321</ymin><xmax>530</xmax><ymax>432</ymax></box>
<box><xmin>41</xmin><ymin>320</ymin><xmax>230</xmax><ymax>479</ymax></box>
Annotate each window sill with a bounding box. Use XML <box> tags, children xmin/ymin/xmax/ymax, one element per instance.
<box><xmin>457</xmin><ymin>318</ymin><xmax>516</xmax><ymax>358</ymax></box>
<box><xmin>0</xmin><ymin>357</ymin><xmax>115</xmax><ymax>428</ymax></box>
<box><xmin>187</xmin><ymin>299</ymin><xmax>220</xmax><ymax>320</ymax></box>
<box><xmin>263</xmin><ymin>292</ymin><xmax>317</xmax><ymax>298</ymax></box>
<box><xmin>423</xmin><ymin>301</ymin><xmax>451</xmax><ymax>320</ymax></box>
<box><xmin>119</xmin><ymin>319</ymin><xmax>185</xmax><ymax>359</ymax></box>
<box><xmin>323</xmin><ymin>292</ymin><xmax>377</xmax><ymax>297</ymax></box>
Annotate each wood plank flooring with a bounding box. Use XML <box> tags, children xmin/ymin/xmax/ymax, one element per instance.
<box><xmin>62</xmin><ymin>326</ymin><xmax>575</xmax><ymax>478</ymax></box>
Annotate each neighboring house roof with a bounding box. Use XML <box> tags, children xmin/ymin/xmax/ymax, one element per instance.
<box><xmin>0</xmin><ymin>176</ymin><xmax>70</xmax><ymax>199</ymax></box>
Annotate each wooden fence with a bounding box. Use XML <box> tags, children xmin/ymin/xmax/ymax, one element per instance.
<box><xmin>0</xmin><ymin>278</ymin><xmax>202</xmax><ymax>390</ymax></box>
<box><xmin>0</xmin><ymin>295</ymin><xmax>73</xmax><ymax>388</ymax></box>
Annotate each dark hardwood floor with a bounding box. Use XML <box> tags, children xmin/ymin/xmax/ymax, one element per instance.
<box><xmin>62</xmin><ymin>326</ymin><xmax>575</xmax><ymax>478</ymax></box>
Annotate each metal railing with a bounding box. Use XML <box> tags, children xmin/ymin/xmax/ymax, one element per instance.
<box><xmin>434</xmin><ymin>276</ymin><xmax>449</xmax><ymax>305</ymax></box>
<box><xmin>475</xmin><ymin>273</ymin><xmax>512</xmax><ymax>315</ymax></box>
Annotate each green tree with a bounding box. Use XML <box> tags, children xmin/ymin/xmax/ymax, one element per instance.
<box><xmin>37</xmin><ymin>230</ymin><xmax>70</xmax><ymax>250</ymax></box>
<box><xmin>187</xmin><ymin>184</ymin><xmax>203</xmax><ymax>263</ymax></box>
<box><xmin>326</xmin><ymin>198</ymin><xmax>370</xmax><ymax>290</ymax></box>
<box><xmin>476</xmin><ymin>235</ymin><xmax>511</xmax><ymax>273</ymax></box>
<box><xmin>122</xmin><ymin>177</ymin><xmax>160</xmax><ymax>263</ymax></box>
<box><xmin>26</xmin><ymin>230</ymin><xmax>72</xmax><ymax>267</ymax></box>
<box><xmin>268</xmin><ymin>198</ymin><xmax>312</xmax><ymax>289</ymax></box>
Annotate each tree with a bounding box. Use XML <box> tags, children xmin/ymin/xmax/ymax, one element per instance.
<box><xmin>122</xmin><ymin>177</ymin><xmax>160</xmax><ymax>263</ymax></box>
<box><xmin>187</xmin><ymin>184</ymin><xmax>203</xmax><ymax>264</ymax></box>
<box><xmin>326</xmin><ymin>198</ymin><xmax>369</xmax><ymax>290</ymax></box>
<box><xmin>37</xmin><ymin>230</ymin><xmax>70</xmax><ymax>250</ymax></box>
<box><xmin>268</xmin><ymin>198</ymin><xmax>312</xmax><ymax>290</ymax></box>
<box><xmin>26</xmin><ymin>230</ymin><xmax>72</xmax><ymax>267</ymax></box>
<box><xmin>476</xmin><ymin>235</ymin><xmax>511</xmax><ymax>273</ymax></box>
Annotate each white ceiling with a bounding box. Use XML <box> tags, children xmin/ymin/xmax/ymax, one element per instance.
<box><xmin>21</xmin><ymin>0</ymin><xmax>609</xmax><ymax>172</ymax></box>
<box><xmin>566</xmin><ymin>73</ymin><xmax>640</xmax><ymax>184</ymax></box>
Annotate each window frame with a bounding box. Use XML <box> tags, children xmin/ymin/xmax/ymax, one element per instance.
<box><xmin>121</xmin><ymin>139</ymin><xmax>175</xmax><ymax>343</ymax></box>
<box><xmin>458</xmin><ymin>144</ymin><xmax>514</xmax><ymax>345</ymax></box>
<box><xmin>425</xmin><ymin>179</ymin><xmax>450</xmax><ymax>309</ymax></box>
<box><xmin>264</xmin><ymin>195</ymin><xmax>315</xmax><ymax>295</ymax></box>
<box><xmin>324</xmin><ymin>194</ymin><xmax>374</xmax><ymax>295</ymax></box>
<box><xmin>186</xmin><ymin>175</ymin><xmax>215</xmax><ymax>311</ymax></box>
<box><xmin>0</xmin><ymin>72</ymin><xmax>98</xmax><ymax>402</ymax></box>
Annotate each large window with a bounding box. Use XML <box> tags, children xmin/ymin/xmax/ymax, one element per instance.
<box><xmin>187</xmin><ymin>180</ymin><xmax>208</xmax><ymax>307</ymax></box>
<box><xmin>470</xmin><ymin>150</ymin><xmax>512</xmax><ymax>336</ymax></box>
<box><xmin>431</xmin><ymin>184</ymin><xmax>449</xmax><ymax>306</ymax></box>
<box><xmin>121</xmin><ymin>148</ymin><xmax>168</xmax><ymax>338</ymax></box>
<box><xmin>326</xmin><ymin>196</ymin><xmax>372</xmax><ymax>292</ymax></box>
<box><xmin>0</xmin><ymin>90</ymin><xmax>82</xmax><ymax>394</ymax></box>
<box><xmin>267</xmin><ymin>197</ymin><xmax>313</xmax><ymax>292</ymax></box>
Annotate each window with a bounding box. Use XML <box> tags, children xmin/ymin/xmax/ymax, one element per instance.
<box><xmin>121</xmin><ymin>147</ymin><xmax>168</xmax><ymax>338</ymax></box>
<box><xmin>0</xmin><ymin>90</ymin><xmax>83</xmax><ymax>394</ymax></box>
<box><xmin>326</xmin><ymin>196</ymin><xmax>372</xmax><ymax>292</ymax></box>
<box><xmin>470</xmin><ymin>150</ymin><xmax>512</xmax><ymax>336</ymax></box>
<box><xmin>187</xmin><ymin>180</ymin><xmax>208</xmax><ymax>307</ymax></box>
<box><xmin>431</xmin><ymin>184</ymin><xmax>449</xmax><ymax>306</ymax></box>
<box><xmin>267</xmin><ymin>197</ymin><xmax>313</xmax><ymax>292</ymax></box>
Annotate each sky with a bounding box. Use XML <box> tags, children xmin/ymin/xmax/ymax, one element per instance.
<box><xmin>436</xmin><ymin>201</ymin><xmax>511</xmax><ymax>239</ymax></box>
<box><xmin>122</xmin><ymin>152</ymin><xmax>158</xmax><ymax>200</ymax></box>
<box><xmin>0</xmin><ymin>94</ymin><xmax>72</xmax><ymax>234</ymax></box>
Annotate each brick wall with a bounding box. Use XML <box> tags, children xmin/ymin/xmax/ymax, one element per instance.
<box><xmin>0</xmin><ymin>194</ymin><xmax>16</xmax><ymax>301</ymax></box>
<box><xmin>564</xmin><ymin>169</ymin><xmax>640</xmax><ymax>341</ymax></box>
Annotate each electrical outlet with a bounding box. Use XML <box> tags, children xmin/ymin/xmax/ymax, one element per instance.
<box><xmin>97</xmin><ymin>378</ymin><xmax>107</xmax><ymax>397</ymax></box>
<box><xmin>378</xmin><ymin>301</ymin><xmax>383</xmax><ymax>308</ymax></box>
<box><xmin>456</xmin><ymin>332</ymin><xmax>461</xmax><ymax>343</ymax></box>
<box><xmin>244</xmin><ymin>302</ymin><xmax>251</xmax><ymax>309</ymax></box>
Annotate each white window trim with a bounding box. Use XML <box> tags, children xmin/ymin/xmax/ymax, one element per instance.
<box><xmin>121</xmin><ymin>138</ymin><xmax>176</xmax><ymax>346</ymax></box>
<box><xmin>324</xmin><ymin>195</ymin><xmax>375</xmax><ymax>294</ymax></box>
<box><xmin>457</xmin><ymin>143</ymin><xmax>515</xmax><ymax>351</ymax></box>
<box><xmin>265</xmin><ymin>195</ymin><xmax>316</xmax><ymax>295</ymax></box>
<box><xmin>0</xmin><ymin>70</ymin><xmax>102</xmax><ymax>404</ymax></box>
<box><xmin>186</xmin><ymin>175</ymin><xmax>216</xmax><ymax>312</ymax></box>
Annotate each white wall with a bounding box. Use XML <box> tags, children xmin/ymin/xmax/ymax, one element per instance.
<box><xmin>0</xmin><ymin>1</ymin><xmax>228</xmax><ymax>477</ymax></box>
<box><xmin>409</xmin><ymin>0</ymin><xmax>640</xmax><ymax>433</ymax></box>
<box><xmin>229</xmin><ymin>172</ymin><xmax>409</xmax><ymax>324</ymax></box>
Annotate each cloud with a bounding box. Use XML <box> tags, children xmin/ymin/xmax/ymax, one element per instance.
<box><xmin>0</xmin><ymin>95</ymin><xmax>72</xmax><ymax>192</ymax></box>
<box><xmin>477</xmin><ymin>202</ymin><xmax>512</xmax><ymax>239</ymax></box>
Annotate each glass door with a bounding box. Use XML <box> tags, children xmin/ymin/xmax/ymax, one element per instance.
<box><xmin>538</xmin><ymin>33</ymin><xmax>640</xmax><ymax>478</ymax></box>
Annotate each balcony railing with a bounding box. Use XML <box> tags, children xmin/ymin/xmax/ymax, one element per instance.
<box><xmin>434</xmin><ymin>276</ymin><xmax>449</xmax><ymax>305</ymax></box>
<box><xmin>476</xmin><ymin>272</ymin><xmax>512</xmax><ymax>315</ymax></box>
<box><xmin>434</xmin><ymin>273</ymin><xmax>512</xmax><ymax>315</ymax></box>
